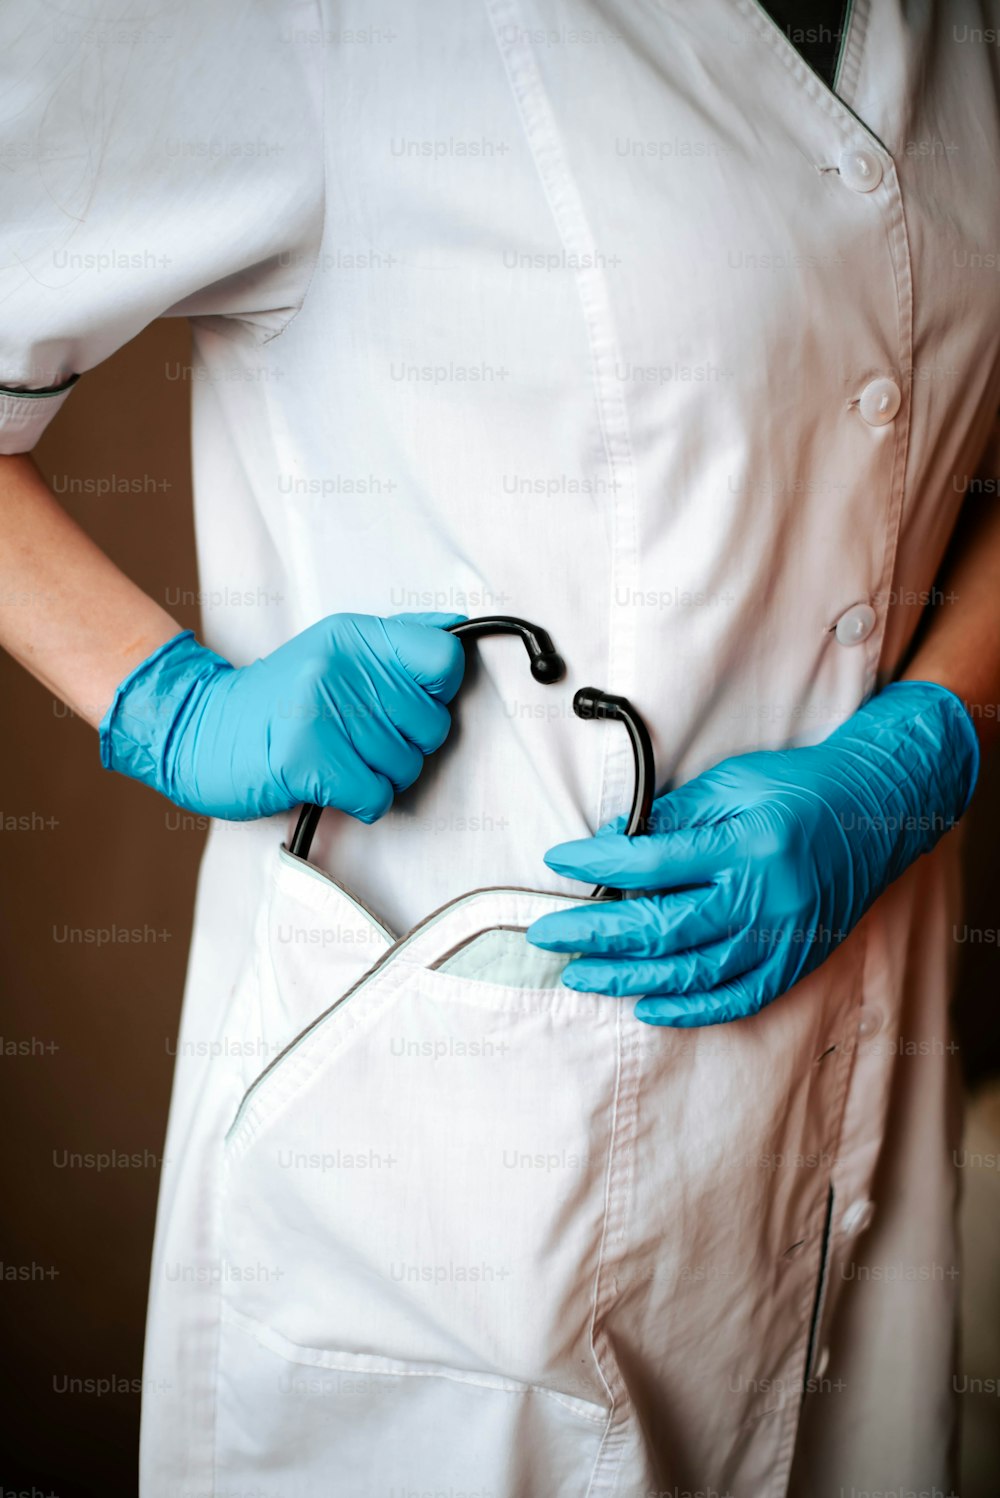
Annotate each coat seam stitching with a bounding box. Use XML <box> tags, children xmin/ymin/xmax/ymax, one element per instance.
<box><xmin>867</xmin><ymin>170</ymin><xmax>915</xmax><ymax>696</ymax></box>
<box><xmin>220</xmin><ymin>1304</ymin><xmax>611</xmax><ymax>1424</ymax></box>
<box><xmin>771</xmin><ymin>936</ymin><xmax>868</xmax><ymax>1495</ymax></box>
<box><xmin>482</xmin><ymin>0</ymin><xmax>640</xmax><ymax>832</ymax></box>
<box><xmin>261</xmin><ymin>0</ymin><xmax>328</xmax><ymax>348</ymax></box>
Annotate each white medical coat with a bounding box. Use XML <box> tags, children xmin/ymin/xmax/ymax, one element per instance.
<box><xmin>2</xmin><ymin>2</ymin><xmax>999</xmax><ymax>1493</ymax></box>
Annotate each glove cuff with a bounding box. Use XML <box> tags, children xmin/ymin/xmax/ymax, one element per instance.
<box><xmin>98</xmin><ymin>630</ymin><xmax>231</xmax><ymax>795</ymax></box>
<box><xmin>875</xmin><ymin>678</ymin><xmax>981</xmax><ymax>823</ymax></box>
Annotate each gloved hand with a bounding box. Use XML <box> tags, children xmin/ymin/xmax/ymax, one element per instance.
<box><xmin>527</xmin><ymin>680</ymin><xmax>979</xmax><ymax>1027</ymax></box>
<box><xmin>99</xmin><ymin>613</ymin><xmax>466</xmax><ymax>822</ymax></box>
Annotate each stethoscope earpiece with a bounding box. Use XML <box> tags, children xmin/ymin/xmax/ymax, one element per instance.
<box><xmin>447</xmin><ymin>616</ymin><xmax>566</xmax><ymax>684</ymax></box>
<box><xmin>530</xmin><ymin>653</ymin><xmax>565</xmax><ymax>685</ymax></box>
<box><xmin>572</xmin><ymin>685</ymin><xmax>655</xmax><ymax>897</ymax></box>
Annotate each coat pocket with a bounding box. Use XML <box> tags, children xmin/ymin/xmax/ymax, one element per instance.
<box><xmin>216</xmin><ymin>910</ymin><xmax>619</xmax><ymax>1490</ymax></box>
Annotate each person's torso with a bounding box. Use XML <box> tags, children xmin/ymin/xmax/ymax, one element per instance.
<box><xmin>185</xmin><ymin>0</ymin><xmax>1000</xmax><ymax>929</ymax></box>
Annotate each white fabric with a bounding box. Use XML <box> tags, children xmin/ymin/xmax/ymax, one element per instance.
<box><xmin>3</xmin><ymin>1</ymin><xmax>999</xmax><ymax>1492</ymax></box>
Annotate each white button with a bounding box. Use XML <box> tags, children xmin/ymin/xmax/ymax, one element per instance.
<box><xmin>839</xmin><ymin>147</ymin><xmax>883</xmax><ymax>193</ymax></box>
<box><xmin>857</xmin><ymin>1005</ymin><xmax>883</xmax><ymax>1039</ymax></box>
<box><xmin>858</xmin><ymin>377</ymin><xmax>902</xmax><ymax>426</ymax></box>
<box><xmin>814</xmin><ymin>1346</ymin><xmax>830</xmax><ymax>1379</ymax></box>
<box><xmin>835</xmin><ymin>604</ymin><xmax>877</xmax><ymax>646</ymax></box>
<box><xmin>841</xmin><ymin>1199</ymin><xmax>875</xmax><ymax>1237</ymax></box>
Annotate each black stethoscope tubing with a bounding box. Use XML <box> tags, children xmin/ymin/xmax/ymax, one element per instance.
<box><xmin>288</xmin><ymin>616</ymin><xmax>654</xmax><ymax>897</ymax></box>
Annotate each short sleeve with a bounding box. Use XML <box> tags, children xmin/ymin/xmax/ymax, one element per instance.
<box><xmin>0</xmin><ymin>0</ymin><xmax>324</xmax><ymax>453</ymax></box>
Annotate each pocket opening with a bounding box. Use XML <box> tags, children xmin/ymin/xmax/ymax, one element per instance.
<box><xmin>803</xmin><ymin>1183</ymin><xmax>835</xmax><ymax>1383</ymax></box>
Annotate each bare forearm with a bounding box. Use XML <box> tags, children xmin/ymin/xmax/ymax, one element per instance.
<box><xmin>0</xmin><ymin>453</ymin><xmax>181</xmax><ymax>726</ymax></box>
<box><xmin>901</xmin><ymin>494</ymin><xmax>1000</xmax><ymax>754</ymax></box>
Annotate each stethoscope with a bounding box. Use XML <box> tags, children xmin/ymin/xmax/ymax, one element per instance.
<box><xmin>289</xmin><ymin>616</ymin><xmax>654</xmax><ymax>898</ymax></box>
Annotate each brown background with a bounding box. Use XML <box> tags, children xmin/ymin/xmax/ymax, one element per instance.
<box><xmin>0</xmin><ymin>318</ymin><xmax>997</xmax><ymax>1494</ymax></box>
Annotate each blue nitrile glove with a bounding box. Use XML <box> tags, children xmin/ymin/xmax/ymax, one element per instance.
<box><xmin>99</xmin><ymin>613</ymin><xmax>466</xmax><ymax>822</ymax></box>
<box><xmin>527</xmin><ymin>681</ymin><xmax>979</xmax><ymax>1027</ymax></box>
